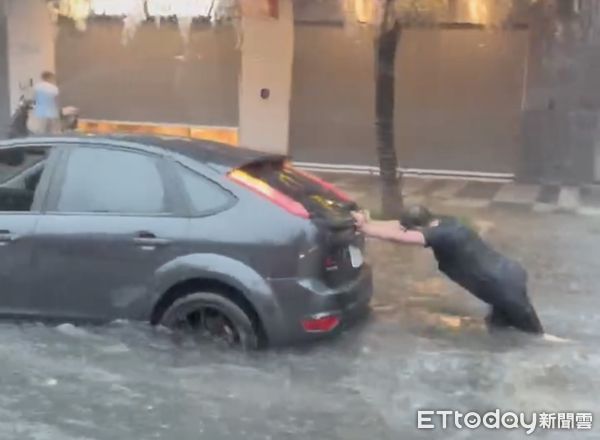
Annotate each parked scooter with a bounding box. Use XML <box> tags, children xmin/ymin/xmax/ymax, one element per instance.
<box><xmin>8</xmin><ymin>96</ymin><xmax>33</xmax><ymax>139</ymax></box>
<box><xmin>8</xmin><ymin>95</ymin><xmax>79</xmax><ymax>138</ymax></box>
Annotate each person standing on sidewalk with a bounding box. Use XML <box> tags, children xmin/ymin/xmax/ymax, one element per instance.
<box><xmin>352</xmin><ymin>205</ymin><xmax>546</xmax><ymax>336</ymax></box>
<box><xmin>31</xmin><ymin>71</ymin><xmax>61</xmax><ymax>135</ymax></box>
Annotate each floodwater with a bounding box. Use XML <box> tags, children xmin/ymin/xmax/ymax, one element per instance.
<box><xmin>1</xmin><ymin>313</ymin><xmax>598</xmax><ymax>440</ymax></box>
<box><xmin>1</xmin><ymin>209</ymin><xmax>599</xmax><ymax>440</ymax></box>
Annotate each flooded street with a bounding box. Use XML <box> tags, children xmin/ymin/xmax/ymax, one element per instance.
<box><xmin>0</xmin><ymin>206</ymin><xmax>598</xmax><ymax>439</ymax></box>
<box><xmin>1</xmin><ymin>0</ymin><xmax>599</xmax><ymax>438</ymax></box>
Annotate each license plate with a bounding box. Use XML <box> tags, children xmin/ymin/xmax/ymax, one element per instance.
<box><xmin>349</xmin><ymin>245</ymin><xmax>363</xmax><ymax>268</ymax></box>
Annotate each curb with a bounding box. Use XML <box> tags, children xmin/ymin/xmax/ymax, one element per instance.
<box><xmin>294</xmin><ymin>162</ymin><xmax>514</xmax><ymax>182</ymax></box>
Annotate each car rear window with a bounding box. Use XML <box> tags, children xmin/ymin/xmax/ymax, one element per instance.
<box><xmin>241</xmin><ymin>161</ymin><xmax>352</xmax><ymax>218</ymax></box>
<box><xmin>178</xmin><ymin>165</ymin><xmax>233</xmax><ymax>215</ymax></box>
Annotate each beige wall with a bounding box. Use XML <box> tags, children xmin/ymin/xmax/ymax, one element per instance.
<box><xmin>0</xmin><ymin>1</ymin><xmax>10</xmax><ymax>134</ymax></box>
<box><xmin>5</xmin><ymin>0</ymin><xmax>55</xmax><ymax>113</ymax></box>
<box><xmin>238</xmin><ymin>0</ymin><xmax>294</xmax><ymax>154</ymax></box>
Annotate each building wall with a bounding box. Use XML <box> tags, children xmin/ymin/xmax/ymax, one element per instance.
<box><xmin>289</xmin><ymin>25</ymin><xmax>529</xmax><ymax>175</ymax></box>
<box><xmin>0</xmin><ymin>2</ymin><xmax>10</xmax><ymax>137</ymax></box>
<box><xmin>394</xmin><ymin>28</ymin><xmax>528</xmax><ymax>174</ymax></box>
<box><xmin>239</xmin><ymin>0</ymin><xmax>294</xmax><ymax>154</ymax></box>
<box><xmin>56</xmin><ymin>19</ymin><xmax>239</xmax><ymax>126</ymax></box>
<box><xmin>520</xmin><ymin>0</ymin><xmax>600</xmax><ymax>184</ymax></box>
<box><xmin>289</xmin><ymin>24</ymin><xmax>377</xmax><ymax>165</ymax></box>
<box><xmin>6</xmin><ymin>0</ymin><xmax>55</xmax><ymax>113</ymax></box>
<box><xmin>55</xmin><ymin>17</ymin><xmax>529</xmax><ymax>176</ymax></box>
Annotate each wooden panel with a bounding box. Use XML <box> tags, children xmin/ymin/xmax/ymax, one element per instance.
<box><xmin>77</xmin><ymin>119</ymin><xmax>239</xmax><ymax>146</ymax></box>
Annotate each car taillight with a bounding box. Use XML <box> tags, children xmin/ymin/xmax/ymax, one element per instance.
<box><xmin>301</xmin><ymin>314</ymin><xmax>340</xmax><ymax>333</ymax></box>
<box><xmin>324</xmin><ymin>256</ymin><xmax>338</xmax><ymax>271</ymax></box>
<box><xmin>288</xmin><ymin>164</ymin><xmax>352</xmax><ymax>202</ymax></box>
<box><xmin>228</xmin><ymin>169</ymin><xmax>310</xmax><ymax>219</ymax></box>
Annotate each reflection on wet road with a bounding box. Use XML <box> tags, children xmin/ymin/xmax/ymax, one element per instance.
<box><xmin>1</xmin><ymin>209</ymin><xmax>599</xmax><ymax>439</ymax></box>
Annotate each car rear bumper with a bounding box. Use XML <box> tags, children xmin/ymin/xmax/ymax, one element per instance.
<box><xmin>264</xmin><ymin>265</ymin><xmax>373</xmax><ymax>346</ymax></box>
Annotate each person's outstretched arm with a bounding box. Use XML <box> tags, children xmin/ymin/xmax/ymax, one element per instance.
<box><xmin>352</xmin><ymin>212</ymin><xmax>426</xmax><ymax>246</ymax></box>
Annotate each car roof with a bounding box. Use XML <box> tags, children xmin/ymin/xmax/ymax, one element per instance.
<box><xmin>0</xmin><ymin>134</ymin><xmax>286</xmax><ymax>173</ymax></box>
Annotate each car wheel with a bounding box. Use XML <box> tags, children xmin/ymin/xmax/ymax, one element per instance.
<box><xmin>158</xmin><ymin>292</ymin><xmax>259</xmax><ymax>350</ymax></box>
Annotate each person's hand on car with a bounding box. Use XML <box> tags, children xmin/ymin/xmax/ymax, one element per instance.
<box><xmin>352</xmin><ymin>210</ymin><xmax>368</xmax><ymax>228</ymax></box>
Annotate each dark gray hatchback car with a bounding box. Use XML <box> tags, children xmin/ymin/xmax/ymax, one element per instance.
<box><xmin>0</xmin><ymin>135</ymin><xmax>372</xmax><ymax>348</ymax></box>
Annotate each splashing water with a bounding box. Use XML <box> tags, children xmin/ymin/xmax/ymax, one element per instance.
<box><xmin>0</xmin><ymin>316</ymin><xmax>598</xmax><ymax>440</ymax></box>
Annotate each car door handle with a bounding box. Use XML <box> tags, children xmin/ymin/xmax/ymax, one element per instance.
<box><xmin>0</xmin><ymin>230</ymin><xmax>19</xmax><ymax>244</ymax></box>
<box><xmin>133</xmin><ymin>232</ymin><xmax>171</xmax><ymax>247</ymax></box>
<box><xmin>134</xmin><ymin>237</ymin><xmax>171</xmax><ymax>247</ymax></box>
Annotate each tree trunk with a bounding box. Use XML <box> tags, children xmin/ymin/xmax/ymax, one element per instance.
<box><xmin>374</xmin><ymin>0</ymin><xmax>402</xmax><ymax>219</ymax></box>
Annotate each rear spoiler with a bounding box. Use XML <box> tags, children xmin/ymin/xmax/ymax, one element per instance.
<box><xmin>206</xmin><ymin>152</ymin><xmax>288</xmax><ymax>175</ymax></box>
<box><xmin>236</xmin><ymin>154</ymin><xmax>289</xmax><ymax>170</ymax></box>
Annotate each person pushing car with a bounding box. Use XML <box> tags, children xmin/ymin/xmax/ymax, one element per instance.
<box><xmin>352</xmin><ymin>205</ymin><xmax>546</xmax><ymax>336</ymax></box>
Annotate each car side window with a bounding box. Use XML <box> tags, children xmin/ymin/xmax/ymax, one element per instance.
<box><xmin>56</xmin><ymin>147</ymin><xmax>168</xmax><ymax>214</ymax></box>
<box><xmin>0</xmin><ymin>146</ymin><xmax>51</xmax><ymax>212</ymax></box>
<box><xmin>178</xmin><ymin>165</ymin><xmax>232</xmax><ymax>215</ymax></box>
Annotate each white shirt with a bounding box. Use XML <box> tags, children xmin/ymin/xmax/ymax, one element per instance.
<box><xmin>33</xmin><ymin>81</ymin><xmax>60</xmax><ymax>119</ymax></box>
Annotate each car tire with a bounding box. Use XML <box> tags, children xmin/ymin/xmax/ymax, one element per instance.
<box><xmin>158</xmin><ymin>292</ymin><xmax>260</xmax><ymax>350</ymax></box>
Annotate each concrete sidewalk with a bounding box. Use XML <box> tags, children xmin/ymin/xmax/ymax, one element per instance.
<box><xmin>313</xmin><ymin>172</ymin><xmax>600</xmax><ymax>217</ymax></box>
